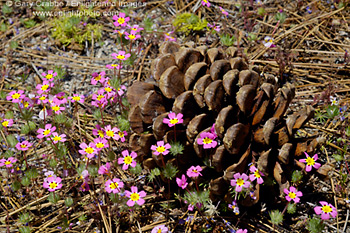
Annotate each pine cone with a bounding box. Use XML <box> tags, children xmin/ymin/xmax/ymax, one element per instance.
<box><xmin>127</xmin><ymin>41</ymin><xmax>320</xmax><ymax>206</ymax></box>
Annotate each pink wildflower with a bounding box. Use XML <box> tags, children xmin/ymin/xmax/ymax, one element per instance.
<box><xmin>92</xmin><ymin>124</ymin><xmax>105</xmax><ymax>138</ymax></box>
<box><xmin>249</xmin><ymin>165</ymin><xmax>264</xmax><ymax>184</ymax></box>
<box><xmin>164</xmin><ymin>32</ymin><xmax>176</xmax><ymax>42</ymax></box>
<box><xmin>36</xmin><ymin>94</ymin><xmax>49</xmax><ymax>104</ymax></box>
<box><xmin>125</xmin><ymin>31</ymin><xmax>141</xmax><ymax>41</ymax></box>
<box><xmin>91</xmin><ymin>71</ymin><xmax>106</xmax><ymax>85</ymax></box>
<box><xmin>106</xmin><ymin>64</ymin><xmax>122</xmax><ymax>70</ymax></box>
<box><xmin>36</xmin><ymin>81</ymin><xmax>53</xmax><ymax>95</ymax></box>
<box><xmin>236</xmin><ymin>229</ymin><xmax>248</xmax><ymax>233</ymax></box>
<box><xmin>118</xmin><ymin>150</ymin><xmax>137</xmax><ymax>170</ymax></box>
<box><xmin>219</xmin><ymin>7</ymin><xmax>228</xmax><ymax>16</ymax></box>
<box><xmin>263</xmin><ymin>36</ymin><xmax>275</xmax><ymax>48</ymax></box>
<box><xmin>163</xmin><ymin>112</ymin><xmax>183</xmax><ymax>127</ymax></box>
<box><xmin>129</xmin><ymin>24</ymin><xmax>144</xmax><ymax>33</ymax></box>
<box><xmin>104</xmin><ymin>125</ymin><xmax>120</xmax><ymax>140</ymax></box>
<box><xmin>111</xmin><ymin>51</ymin><xmax>131</xmax><ymax>60</ymax></box>
<box><xmin>186</xmin><ymin>165</ymin><xmax>202</xmax><ymax>178</ymax></box>
<box><xmin>151</xmin><ymin>141</ymin><xmax>171</xmax><ymax>156</ymax></box>
<box><xmin>93</xmin><ymin>137</ymin><xmax>109</xmax><ymax>151</ymax></box>
<box><xmin>117</xmin><ymin>85</ymin><xmax>127</xmax><ymax>96</ymax></box>
<box><xmin>125</xmin><ymin>186</ymin><xmax>146</xmax><ymax>207</ymax></box>
<box><xmin>41</xmin><ymin>70</ymin><xmax>57</xmax><ymax>82</ymax></box>
<box><xmin>284</xmin><ymin>186</ymin><xmax>303</xmax><ymax>203</ymax></box>
<box><xmin>49</xmin><ymin>132</ymin><xmax>67</xmax><ymax>144</ymax></box>
<box><xmin>201</xmin><ymin>0</ymin><xmax>210</xmax><ymax>7</ymax></box>
<box><xmin>176</xmin><ymin>174</ymin><xmax>188</xmax><ymax>189</ymax></box>
<box><xmin>50</xmin><ymin>100</ymin><xmax>65</xmax><ymax>114</ymax></box>
<box><xmin>151</xmin><ymin>225</ymin><xmax>168</xmax><ymax>233</ymax></box>
<box><xmin>299</xmin><ymin>152</ymin><xmax>321</xmax><ymax>172</ymax></box>
<box><xmin>69</xmin><ymin>94</ymin><xmax>85</xmax><ymax>103</ymax></box>
<box><xmin>6</xmin><ymin>90</ymin><xmax>25</xmax><ymax>103</ymax></box>
<box><xmin>314</xmin><ymin>201</ymin><xmax>337</xmax><ymax>220</ymax></box>
<box><xmin>1</xmin><ymin>119</ymin><xmax>13</xmax><ymax>128</ymax></box>
<box><xmin>0</xmin><ymin>157</ymin><xmax>17</xmax><ymax>168</ymax></box>
<box><xmin>118</xmin><ymin>130</ymin><xmax>127</xmax><ymax>142</ymax></box>
<box><xmin>53</xmin><ymin>92</ymin><xmax>67</xmax><ymax>105</ymax></box>
<box><xmin>37</xmin><ymin>124</ymin><xmax>56</xmax><ymax>139</ymax></box>
<box><xmin>78</xmin><ymin>142</ymin><xmax>97</xmax><ymax>159</ymax></box>
<box><xmin>16</xmin><ymin>140</ymin><xmax>32</xmax><ymax>151</ymax></box>
<box><xmin>113</xmin><ymin>12</ymin><xmax>130</xmax><ymax>27</ymax></box>
<box><xmin>43</xmin><ymin>176</ymin><xmax>62</xmax><ymax>192</ymax></box>
<box><xmin>98</xmin><ymin>162</ymin><xmax>111</xmax><ymax>175</ymax></box>
<box><xmin>197</xmin><ymin>132</ymin><xmax>217</xmax><ymax>149</ymax></box>
<box><xmin>230</xmin><ymin>173</ymin><xmax>250</xmax><ymax>192</ymax></box>
<box><xmin>105</xmin><ymin>178</ymin><xmax>124</xmax><ymax>193</ymax></box>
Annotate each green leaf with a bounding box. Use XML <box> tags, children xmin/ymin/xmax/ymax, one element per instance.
<box><xmin>5</xmin><ymin>111</ymin><xmax>13</xmax><ymax>119</ymax></box>
<box><xmin>25</xmin><ymin>168</ymin><xmax>38</xmax><ymax>179</ymax></box>
<box><xmin>48</xmin><ymin>192</ymin><xmax>60</xmax><ymax>204</ymax></box>
<box><xmin>19</xmin><ymin>212</ymin><xmax>33</xmax><ymax>224</ymax></box>
<box><xmin>10</xmin><ymin>41</ymin><xmax>18</xmax><ymax>49</ymax></box>
<box><xmin>0</xmin><ymin>22</ymin><xmax>8</xmax><ymax>32</ymax></box>
<box><xmin>129</xmin><ymin>163</ymin><xmax>142</xmax><ymax>175</ymax></box>
<box><xmin>21</xmin><ymin>176</ymin><xmax>31</xmax><ymax>186</ymax></box>
<box><xmin>291</xmin><ymin>170</ymin><xmax>303</xmax><ymax>183</ymax></box>
<box><xmin>269</xmin><ymin>209</ymin><xmax>284</xmax><ymax>225</ymax></box>
<box><xmin>21</xmin><ymin>125</ymin><xmax>30</xmax><ymax>135</ymax></box>
<box><xmin>2</xmin><ymin>5</ymin><xmax>13</xmax><ymax>14</ymax></box>
<box><xmin>65</xmin><ymin>197</ymin><xmax>74</xmax><ymax>207</ymax></box>
<box><xmin>169</xmin><ymin>141</ymin><xmax>184</xmax><ymax>156</ymax></box>
<box><xmin>12</xmin><ymin>180</ymin><xmax>21</xmax><ymax>191</ymax></box>
<box><xmin>49</xmin><ymin>159</ymin><xmax>58</xmax><ymax>168</ymax></box>
<box><xmin>19</xmin><ymin>226</ymin><xmax>31</xmax><ymax>233</ymax></box>
<box><xmin>87</xmin><ymin>164</ymin><xmax>98</xmax><ymax>178</ymax></box>
<box><xmin>286</xmin><ymin>202</ymin><xmax>296</xmax><ymax>214</ymax></box>
<box><xmin>162</xmin><ymin>162</ymin><xmax>178</xmax><ymax>180</ymax></box>
<box><xmin>307</xmin><ymin>216</ymin><xmax>325</xmax><ymax>233</ymax></box>
<box><xmin>6</xmin><ymin>134</ymin><xmax>17</xmax><ymax>148</ymax></box>
<box><xmin>54</xmin><ymin>114</ymin><xmax>67</xmax><ymax>124</ymax></box>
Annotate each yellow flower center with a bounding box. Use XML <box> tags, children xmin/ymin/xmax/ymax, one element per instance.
<box><xmin>117</xmin><ymin>17</ymin><xmax>125</xmax><ymax>25</ymax></box>
<box><xmin>169</xmin><ymin>118</ymin><xmax>179</xmax><ymax>125</ymax></box>
<box><xmin>288</xmin><ymin>192</ymin><xmax>296</xmax><ymax>199</ymax></box>
<box><xmin>157</xmin><ymin>229</ymin><xmax>162</xmax><ymax>233</ymax></box>
<box><xmin>254</xmin><ymin>170</ymin><xmax>261</xmax><ymax>178</ymax></box>
<box><xmin>72</xmin><ymin>96</ymin><xmax>81</xmax><ymax>101</ymax></box>
<box><xmin>306</xmin><ymin>157</ymin><xmax>315</xmax><ymax>166</ymax></box>
<box><xmin>97</xmin><ymin>95</ymin><xmax>104</xmax><ymax>101</ymax></box>
<box><xmin>124</xmin><ymin>156</ymin><xmax>132</xmax><ymax>165</ymax></box>
<box><xmin>96</xmin><ymin>142</ymin><xmax>104</xmax><ymax>148</ymax></box>
<box><xmin>5</xmin><ymin>161</ymin><xmax>11</xmax><ymax>165</ymax></box>
<box><xmin>49</xmin><ymin>182</ymin><xmax>58</xmax><ymax>189</ymax></box>
<box><xmin>43</xmin><ymin>129</ymin><xmax>51</xmax><ymax>136</ymax></box>
<box><xmin>110</xmin><ymin>182</ymin><xmax>118</xmax><ymax>190</ymax></box>
<box><xmin>23</xmin><ymin>101</ymin><xmax>29</xmax><ymax>108</ymax></box>
<box><xmin>117</xmin><ymin>55</ymin><xmax>125</xmax><ymax>60</ymax></box>
<box><xmin>39</xmin><ymin>96</ymin><xmax>46</xmax><ymax>100</ymax></box>
<box><xmin>20</xmin><ymin>144</ymin><xmax>27</xmax><ymax>148</ymax></box>
<box><xmin>2</xmin><ymin>121</ymin><xmax>9</xmax><ymax>127</ymax></box>
<box><xmin>321</xmin><ymin>205</ymin><xmax>332</xmax><ymax>214</ymax></box>
<box><xmin>111</xmin><ymin>64</ymin><xmax>118</xmax><ymax>67</ymax></box>
<box><xmin>12</xmin><ymin>93</ymin><xmax>21</xmax><ymax>99</ymax></box>
<box><xmin>85</xmin><ymin>147</ymin><xmax>94</xmax><ymax>154</ymax></box>
<box><xmin>118</xmin><ymin>131</ymin><xmax>124</xmax><ymax>138</ymax></box>
<box><xmin>52</xmin><ymin>105</ymin><xmax>60</xmax><ymax>112</ymax></box>
<box><xmin>53</xmin><ymin>136</ymin><xmax>61</xmax><ymax>141</ymax></box>
<box><xmin>95</xmin><ymin>75</ymin><xmax>101</xmax><ymax>81</ymax></box>
<box><xmin>156</xmin><ymin>146</ymin><xmax>165</xmax><ymax>153</ymax></box>
<box><xmin>105</xmin><ymin>87</ymin><xmax>112</xmax><ymax>92</ymax></box>
<box><xmin>203</xmin><ymin>0</ymin><xmax>208</xmax><ymax>2</ymax></box>
<box><xmin>98</xmin><ymin>130</ymin><xmax>104</xmax><ymax>138</ymax></box>
<box><xmin>41</xmin><ymin>85</ymin><xmax>49</xmax><ymax>91</ymax></box>
<box><xmin>130</xmin><ymin>193</ymin><xmax>140</xmax><ymax>201</ymax></box>
<box><xmin>129</xmin><ymin>34</ymin><xmax>136</xmax><ymax>40</ymax></box>
<box><xmin>106</xmin><ymin>130</ymin><xmax>114</xmax><ymax>137</ymax></box>
<box><xmin>46</xmin><ymin>74</ymin><xmax>53</xmax><ymax>80</ymax></box>
<box><xmin>202</xmin><ymin>137</ymin><xmax>212</xmax><ymax>144</ymax></box>
<box><xmin>236</xmin><ymin>178</ymin><xmax>244</xmax><ymax>186</ymax></box>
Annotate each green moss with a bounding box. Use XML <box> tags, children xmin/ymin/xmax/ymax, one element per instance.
<box><xmin>172</xmin><ymin>13</ymin><xmax>208</xmax><ymax>35</ymax></box>
<box><xmin>49</xmin><ymin>8</ymin><xmax>102</xmax><ymax>48</ymax></box>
